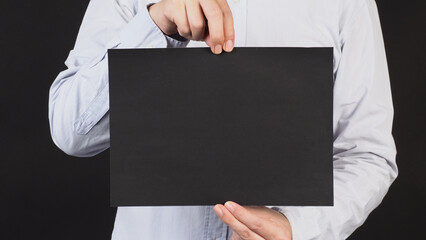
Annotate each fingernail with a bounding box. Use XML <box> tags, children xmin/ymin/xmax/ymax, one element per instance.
<box><xmin>214</xmin><ymin>205</ymin><xmax>223</xmax><ymax>217</ymax></box>
<box><xmin>224</xmin><ymin>40</ymin><xmax>234</xmax><ymax>52</ymax></box>
<box><xmin>214</xmin><ymin>44</ymin><xmax>222</xmax><ymax>54</ymax></box>
<box><xmin>224</xmin><ymin>201</ymin><xmax>235</xmax><ymax>213</ymax></box>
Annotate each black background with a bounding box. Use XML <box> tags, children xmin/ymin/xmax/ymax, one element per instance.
<box><xmin>0</xmin><ymin>0</ymin><xmax>424</xmax><ymax>239</ymax></box>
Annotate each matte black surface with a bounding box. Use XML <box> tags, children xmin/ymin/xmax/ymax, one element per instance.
<box><xmin>108</xmin><ymin>48</ymin><xmax>334</xmax><ymax>206</ymax></box>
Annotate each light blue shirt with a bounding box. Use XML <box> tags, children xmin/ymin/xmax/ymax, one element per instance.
<box><xmin>48</xmin><ymin>0</ymin><xmax>398</xmax><ymax>239</ymax></box>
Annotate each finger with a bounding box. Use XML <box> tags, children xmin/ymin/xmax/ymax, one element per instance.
<box><xmin>173</xmin><ymin>1</ymin><xmax>192</xmax><ymax>39</ymax></box>
<box><xmin>199</xmin><ymin>0</ymin><xmax>224</xmax><ymax>54</ymax></box>
<box><xmin>186</xmin><ymin>0</ymin><xmax>206</xmax><ymax>40</ymax></box>
<box><xmin>213</xmin><ymin>204</ymin><xmax>264</xmax><ymax>240</ymax></box>
<box><xmin>217</xmin><ymin>0</ymin><xmax>234</xmax><ymax>52</ymax></box>
<box><xmin>224</xmin><ymin>201</ymin><xmax>277</xmax><ymax>239</ymax></box>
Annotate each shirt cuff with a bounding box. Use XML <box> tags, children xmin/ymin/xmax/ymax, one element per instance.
<box><xmin>273</xmin><ymin>206</ymin><xmax>325</xmax><ymax>240</ymax></box>
<box><xmin>165</xmin><ymin>33</ymin><xmax>189</xmax><ymax>48</ymax></box>
<box><xmin>118</xmin><ymin>3</ymin><xmax>189</xmax><ymax>49</ymax></box>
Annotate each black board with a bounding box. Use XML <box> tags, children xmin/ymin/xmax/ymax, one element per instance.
<box><xmin>108</xmin><ymin>47</ymin><xmax>333</xmax><ymax>206</ymax></box>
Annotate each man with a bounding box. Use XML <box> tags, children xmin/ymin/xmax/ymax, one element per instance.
<box><xmin>48</xmin><ymin>0</ymin><xmax>397</xmax><ymax>239</ymax></box>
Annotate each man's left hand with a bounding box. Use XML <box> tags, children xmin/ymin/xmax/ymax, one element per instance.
<box><xmin>213</xmin><ymin>201</ymin><xmax>292</xmax><ymax>240</ymax></box>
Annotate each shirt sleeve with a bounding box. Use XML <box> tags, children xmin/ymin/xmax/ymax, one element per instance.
<box><xmin>48</xmin><ymin>0</ymin><xmax>189</xmax><ymax>157</ymax></box>
<box><xmin>274</xmin><ymin>1</ymin><xmax>398</xmax><ymax>239</ymax></box>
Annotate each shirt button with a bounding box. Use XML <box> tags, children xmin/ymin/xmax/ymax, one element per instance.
<box><xmin>233</xmin><ymin>0</ymin><xmax>240</xmax><ymax>3</ymax></box>
<box><xmin>146</xmin><ymin>45</ymin><xmax>153</xmax><ymax>48</ymax></box>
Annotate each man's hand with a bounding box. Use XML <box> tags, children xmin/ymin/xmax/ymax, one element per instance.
<box><xmin>148</xmin><ymin>0</ymin><xmax>234</xmax><ymax>54</ymax></box>
<box><xmin>214</xmin><ymin>201</ymin><xmax>292</xmax><ymax>240</ymax></box>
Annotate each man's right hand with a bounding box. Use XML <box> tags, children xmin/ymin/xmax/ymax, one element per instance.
<box><xmin>148</xmin><ymin>0</ymin><xmax>234</xmax><ymax>54</ymax></box>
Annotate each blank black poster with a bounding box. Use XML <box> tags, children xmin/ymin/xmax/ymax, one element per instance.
<box><xmin>108</xmin><ymin>47</ymin><xmax>333</xmax><ymax>207</ymax></box>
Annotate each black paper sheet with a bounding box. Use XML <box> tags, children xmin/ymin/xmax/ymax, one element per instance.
<box><xmin>108</xmin><ymin>47</ymin><xmax>333</xmax><ymax>206</ymax></box>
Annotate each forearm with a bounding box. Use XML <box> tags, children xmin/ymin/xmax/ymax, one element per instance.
<box><xmin>273</xmin><ymin>1</ymin><xmax>397</xmax><ymax>238</ymax></box>
<box><xmin>278</xmin><ymin>153</ymin><xmax>396</xmax><ymax>239</ymax></box>
<box><xmin>49</xmin><ymin>0</ymin><xmax>188</xmax><ymax>157</ymax></box>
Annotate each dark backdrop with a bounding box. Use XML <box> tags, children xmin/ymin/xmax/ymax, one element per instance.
<box><xmin>1</xmin><ymin>0</ymin><xmax>424</xmax><ymax>239</ymax></box>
